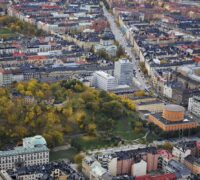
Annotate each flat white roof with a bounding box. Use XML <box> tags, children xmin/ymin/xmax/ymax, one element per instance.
<box><xmin>95</xmin><ymin>71</ymin><xmax>115</xmax><ymax>80</ymax></box>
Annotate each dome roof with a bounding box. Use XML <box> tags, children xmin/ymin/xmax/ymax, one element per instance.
<box><xmin>164</xmin><ymin>104</ymin><xmax>185</xmax><ymax>112</ymax></box>
<box><xmin>31</xmin><ymin>135</ymin><xmax>47</xmax><ymax>147</ymax></box>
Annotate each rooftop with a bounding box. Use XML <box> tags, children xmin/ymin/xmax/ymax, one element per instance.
<box><xmin>0</xmin><ymin>135</ymin><xmax>49</xmax><ymax>157</ymax></box>
<box><xmin>95</xmin><ymin>71</ymin><xmax>115</xmax><ymax>80</ymax></box>
<box><xmin>164</xmin><ymin>104</ymin><xmax>185</xmax><ymax>112</ymax></box>
<box><xmin>7</xmin><ymin>161</ymin><xmax>84</xmax><ymax>180</ymax></box>
<box><xmin>167</xmin><ymin>159</ymin><xmax>191</xmax><ymax>177</ymax></box>
<box><xmin>150</xmin><ymin>112</ymin><xmax>196</xmax><ymax>126</ymax></box>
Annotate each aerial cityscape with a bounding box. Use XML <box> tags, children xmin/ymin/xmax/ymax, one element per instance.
<box><xmin>0</xmin><ymin>0</ymin><xmax>200</xmax><ymax>179</ymax></box>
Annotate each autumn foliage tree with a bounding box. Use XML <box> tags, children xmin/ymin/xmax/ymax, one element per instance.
<box><xmin>0</xmin><ymin>79</ymin><xmax>140</xmax><ymax>148</ymax></box>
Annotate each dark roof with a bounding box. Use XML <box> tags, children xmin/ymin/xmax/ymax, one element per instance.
<box><xmin>7</xmin><ymin>161</ymin><xmax>85</xmax><ymax>180</ymax></box>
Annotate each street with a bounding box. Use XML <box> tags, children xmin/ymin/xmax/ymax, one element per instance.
<box><xmin>102</xmin><ymin>6</ymin><xmax>147</xmax><ymax>90</ymax></box>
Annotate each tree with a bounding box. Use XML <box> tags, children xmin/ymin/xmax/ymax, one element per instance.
<box><xmin>134</xmin><ymin>90</ymin><xmax>145</xmax><ymax>97</ymax></box>
<box><xmin>73</xmin><ymin>111</ymin><xmax>86</xmax><ymax>124</ymax></box>
<box><xmin>0</xmin><ymin>88</ymin><xmax>7</xmax><ymax>96</ymax></box>
<box><xmin>51</xmin><ymin>131</ymin><xmax>64</xmax><ymax>146</ymax></box>
<box><xmin>74</xmin><ymin>153</ymin><xmax>85</xmax><ymax>170</ymax></box>
<box><xmin>62</xmin><ymin>106</ymin><xmax>73</xmax><ymax>117</ymax></box>
<box><xmin>81</xmin><ymin>90</ymin><xmax>99</xmax><ymax>104</ymax></box>
<box><xmin>42</xmin><ymin>83</ymin><xmax>50</xmax><ymax>91</ymax></box>
<box><xmin>139</xmin><ymin>62</ymin><xmax>148</xmax><ymax>75</ymax></box>
<box><xmin>14</xmin><ymin>126</ymin><xmax>27</xmax><ymax>138</ymax></box>
<box><xmin>46</xmin><ymin>111</ymin><xmax>60</xmax><ymax>124</ymax></box>
<box><xmin>96</xmin><ymin>118</ymin><xmax>114</xmax><ymax>133</ymax></box>
<box><xmin>63</xmin><ymin>125</ymin><xmax>73</xmax><ymax>133</ymax></box>
<box><xmin>102</xmin><ymin>100</ymin><xmax>124</xmax><ymax>119</ymax></box>
<box><xmin>36</xmin><ymin>90</ymin><xmax>44</xmax><ymax>99</ymax></box>
<box><xmin>99</xmin><ymin>90</ymin><xmax>113</xmax><ymax>102</ymax></box>
<box><xmin>34</xmin><ymin>105</ymin><xmax>42</xmax><ymax>116</ymax></box>
<box><xmin>161</xmin><ymin>142</ymin><xmax>173</xmax><ymax>152</ymax></box>
<box><xmin>25</xmin><ymin>111</ymin><xmax>35</xmax><ymax>123</ymax></box>
<box><xmin>97</xmin><ymin>49</ymin><xmax>110</xmax><ymax>60</ymax></box>
<box><xmin>25</xmin><ymin>91</ymin><xmax>33</xmax><ymax>96</ymax></box>
<box><xmin>88</xmin><ymin>123</ymin><xmax>97</xmax><ymax>135</ymax></box>
<box><xmin>27</xmin><ymin>79</ymin><xmax>38</xmax><ymax>92</ymax></box>
<box><xmin>133</xmin><ymin>121</ymin><xmax>143</xmax><ymax>133</ymax></box>
<box><xmin>0</xmin><ymin>79</ymin><xmax>142</xmax><ymax>149</ymax></box>
<box><xmin>121</xmin><ymin>98</ymin><xmax>136</xmax><ymax>111</ymax></box>
<box><xmin>16</xmin><ymin>83</ymin><xmax>24</xmax><ymax>94</ymax></box>
<box><xmin>74</xmin><ymin>83</ymin><xmax>85</xmax><ymax>92</ymax></box>
<box><xmin>86</xmin><ymin>101</ymin><xmax>99</xmax><ymax>112</ymax></box>
<box><xmin>74</xmin><ymin>153</ymin><xmax>84</xmax><ymax>164</ymax></box>
<box><xmin>117</xmin><ymin>45</ymin><xmax>125</xmax><ymax>57</ymax></box>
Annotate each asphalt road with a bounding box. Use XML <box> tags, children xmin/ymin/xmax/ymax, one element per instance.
<box><xmin>103</xmin><ymin>6</ymin><xmax>148</xmax><ymax>90</ymax></box>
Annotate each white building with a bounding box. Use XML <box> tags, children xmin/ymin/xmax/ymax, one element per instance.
<box><xmin>82</xmin><ymin>156</ymin><xmax>111</xmax><ymax>180</ymax></box>
<box><xmin>188</xmin><ymin>96</ymin><xmax>200</xmax><ymax>117</ymax></box>
<box><xmin>0</xmin><ymin>135</ymin><xmax>49</xmax><ymax>170</ymax></box>
<box><xmin>0</xmin><ymin>70</ymin><xmax>24</xmax><ymax>87</ymax></box>
<box><xmin>0</xmin><ymin>70</ymin><xmax>13</xmax><ymax>87</ymax></box>
<box><xmin>163</xmin><ymin>84</ymin><xmax>173</xmax><ymax>99</ymax></box>
<box><xmin>94</xmin><ymin>38</ymin><xmax>117</xmax><ymax>57</ymax></box>
<box><xmin>91</xmin><ymin>71</ymin><xmax>117</xmax><ymax>91</ymax></box>
<box><xmin>90</xmin><ymin>161</ymin><xmax>107</xmax><ymax>180</ymax></box>
<box><xmin>172</xmin><ymin>145</ymin><xmax>191</xmax><ymax>163</ymax></box>
<box><xmin>114</xmin><ymin>58</ymin><xmax>133</xmax><ymax>85</ymax></box>
<box><xmin>108</xmin><ymin>157</ymin><xmax>117</xmax><ymax>176</ymax></box>
<box><xmin>131</xmin><ymin>160</ymin><xmax>147</xmax><ymax>177</ymax></box>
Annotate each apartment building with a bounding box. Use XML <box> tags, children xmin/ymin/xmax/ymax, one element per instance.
<box><xmin>188</xmin><ymin>96</ymin><xmax>200</xmax><ymax>117</ymax></box>
<box><xmin>0</xmin><ymin>135</ymin><xmax>49</xmax><ymax>170</ymax></box>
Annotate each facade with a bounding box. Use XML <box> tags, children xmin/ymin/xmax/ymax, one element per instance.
<box><xmin>135</xmin><ymin>173</ymin><xmax>176</xmax><ymax>180</ymax></box>
<box><xmin>131</xmin><ymin>160</ymin><xmax>147</xmax><ymax>177</ymax></box>
<box><xmin>114</xmin><ymin>59</ymin><xmax>133</xmax><ymax>86</ymax></box>
<box><xmin>107</xmin><ymin>147</ymin><xmax>159</xmax><ymax>176</ymax></box>
<box><xmin>83</xmin><ymin>147</ymin><xmax>178</xmax><ymax>179</ymax></box>
<box><xmin>148</xmin><ymin>104</ymin><xmax>198</xmax><ymax>132</ymax></box>
<box><xmin>0</xmin><ymin>70</ymin><xmax>13</xmax><ymax>87</ymax></box>
<box><xmin>184</xmin><ymin>155</ymin><xmax>200</xmax><ymax>175</ymax></box>
<box><xmin>188</xmin><ymin>96</ymin><xmax>200</xmax><ymax>117</ymax></box>
<box><xmin>91</xmin><ymin>71</ymin><xmax>117</xmax><ymax>91</ymax></box>
<box><xmin>163</xmin><ymin>84</ymin><xmax>173</xmax><ymax>99</ymax></box>
<box><xmin>157</xmin><ymin>150</ymin><xmax>173</xmax><ymax>170</ymax></box>
<box><xmin>82</xmin><ymin>156</ymin><xmax>111</xmax><ymax>180</ymax></box>
<box><xmin>165</xmin><ymin>159</ymin><xmax>191</xmax><ymax>179</ymax></box>
<box><xmin>172</xmin><ymin>141</ymin><xmax>197</xmax><ymax>163</ymax></box>
<box><xmin>0</xmin><ymin>135</ymin><xmax>49</xmax><ymax>170</ymax></box>
<box><xmin>94</xmin><ymin>35</ymin><xmax>117</xmax><ymax>57</ymax></box>
<box><xmin>172</xmin><ymin>146</ymin><xmax>192</xmax><ymax>163</ymax></box>
<box><xmin>0</xmin><ymin>162</ymin><xmax>84</xmax><ymax>180</ymax></box>
<box><xmin>0</xmin><ymin>170</ymin><xmax>12</xmax><ymax>180</ymax></box>
<box><xmin>182</xmin><ymin>141</ymin><xmax>200</xmax><ymax>175</ymax></box>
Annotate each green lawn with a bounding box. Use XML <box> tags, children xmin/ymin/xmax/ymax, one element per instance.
<box><xmin>71</xmin><ymin>135</ymin><xmax>118</xmax><ymax>151</ymax></box>
<box><xmin>50</xmin><ymin>147</ymin><xmax>78</xmax><ymax>162</ymax></box>
<box><xmin>0</xmin><ymin>28</ymin><xmax>15</xmax><ymax>38</ymax></box>
<box><xmin>146</xmin><ymin>132</ymin><xmax>159</xmax><ymax>143</ymax></box>
<box><xmin>0</xmin><ymin>28</ymin><xmax>11</xmax><ymax>34</ymax></box>
<box><xmin>70</xmin><ymin>118</ymin><xmax>145</xmax><ymax>151</ymax></box>
<box><xmin>112</xmin><ymin>119</ymin><xmax>144</xmax><ymax>140</ymax></box>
